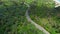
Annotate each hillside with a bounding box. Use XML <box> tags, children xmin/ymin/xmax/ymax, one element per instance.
<box><xmin>29</xmin><ymin>0</ymin><xmax>60</xmax><ymax>34</ymax></box>
<box><xmin>0</xmin><ymin>0</ymin><xmax>44</xmax><ymax>34</ymax></box>
<box><xmin>0</xmin><ymin>0</ymin><xmax>60</xmax><ymax>34</ymax></box>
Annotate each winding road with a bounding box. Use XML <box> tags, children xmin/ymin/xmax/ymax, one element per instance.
<box><xmin>24</xmin><ymin>3</ymin><xmax>50</xmax><ymax>34</ymax></box>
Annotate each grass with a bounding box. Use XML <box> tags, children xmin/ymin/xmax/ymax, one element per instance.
<box><xmin>29</xmin><ymin>0</ymin><xmax>60</xmax><ymax>34</ymax></box>
<box><xmin>0</xmin><ymin>0</ymin><xmax>45</xmax><ymax>34</ymax></box>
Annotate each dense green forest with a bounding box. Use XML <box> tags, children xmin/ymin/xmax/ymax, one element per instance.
<box><xmin>0</xmin><ymin>0</ymin><xmax>60</xmax><ymax>34</ymax></box>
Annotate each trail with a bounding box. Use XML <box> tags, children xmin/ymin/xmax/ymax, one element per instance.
<box><xmin>25</xmin><ymin>3</ymin><xmax>50</xmax><ymax>34</ymax></box>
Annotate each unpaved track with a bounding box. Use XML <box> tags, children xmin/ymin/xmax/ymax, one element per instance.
<box><xmin>25</xmin><ymin>3</ymin><xmax>50</xmax><ymax>34</ymax></box>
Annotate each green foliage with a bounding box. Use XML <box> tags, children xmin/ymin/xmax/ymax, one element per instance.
<box><xmin>29</xmin><ymin>0</ymin><xmax>60</xmax><ymax>34</ymax></box>
<box><xmin>0</xmin><ymin>0</ymin><xmax>44</xmax><ymax>34</ymax></box>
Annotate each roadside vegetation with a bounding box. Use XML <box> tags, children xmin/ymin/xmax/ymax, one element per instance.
<box><xmin>29</xmin><ymin>0</ymin><xmax>60</xmax><ymax>34</ymax></box>
<box><xmin>0</xmin><ymin>0</ymin><xmax>45</xmax><ymax>34</ymax></box>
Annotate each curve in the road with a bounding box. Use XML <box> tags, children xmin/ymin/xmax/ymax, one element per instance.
<box><xmin>25</xmin><ymin>3</ymin><xmax>50</xmax><ymax>34</ymax></box>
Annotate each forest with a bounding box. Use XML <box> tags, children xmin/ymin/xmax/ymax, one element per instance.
<box><xmin>0</xmin><ymin>0</ymin><xmax>60</xmax><ymax>34</ymax></box>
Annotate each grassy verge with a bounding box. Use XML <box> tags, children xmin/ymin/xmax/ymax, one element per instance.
<box><xmin>29</xmin><ymin>0</ymin><xmax>60</xmax><ymax>34</ymax></box>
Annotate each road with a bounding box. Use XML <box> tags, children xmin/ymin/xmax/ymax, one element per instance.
<box><xmin>25</xmin><ymin>3</ymin><xmax>50</xmax><ymax>34</ymax></box>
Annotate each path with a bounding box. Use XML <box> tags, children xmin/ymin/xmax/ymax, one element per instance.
<box><xmin>24</xmin><ymin>3</ymin><xmax>50</xmax><ymax>34</ymax></box>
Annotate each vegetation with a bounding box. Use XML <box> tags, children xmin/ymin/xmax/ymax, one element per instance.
<box><xmin>29</xmin><ymin>0</ymin><xmax>60</xmax><ymax>34</ymax></box>
<box><xmin>0</xmin><ymin>0</ymin><xmax>44</xmax><ymax>34</ymax></box>
<box><xmin>0</xmin><ymin>0</ymin><xmax>60</xmax><ymax>34</ymax></box>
